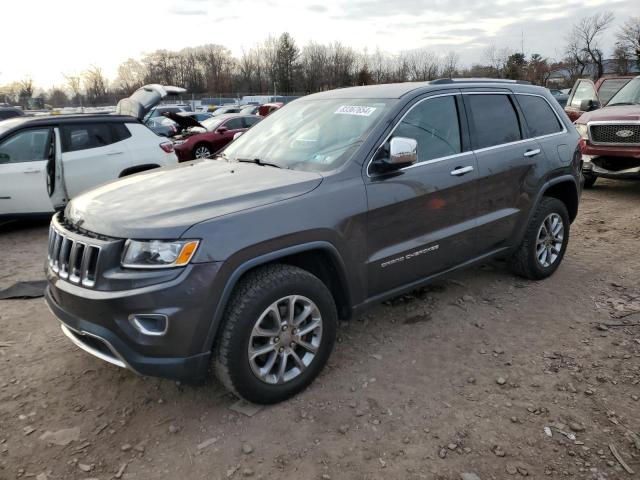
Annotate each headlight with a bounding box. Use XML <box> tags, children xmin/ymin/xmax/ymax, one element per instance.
<box><xmin>575</xmin><ymin>124</ymin><xmax>588</xmax><ymax>140</ymax></box>
<box><xmin>122</xmin><ymin>239</ymin><xmax>199</xmax><ymax>269</ymax></box>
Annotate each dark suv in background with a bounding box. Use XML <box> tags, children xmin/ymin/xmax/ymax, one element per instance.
<box><xmin>45</xmin><ymin>79</ymin><xmax>581</xmax><ymax>404</ymax></box>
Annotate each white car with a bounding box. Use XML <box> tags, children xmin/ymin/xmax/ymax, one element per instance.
<box><xmin>0</xmin><ymin>85</ymin><xmax>183</xmax><ymax>220</ymax></box>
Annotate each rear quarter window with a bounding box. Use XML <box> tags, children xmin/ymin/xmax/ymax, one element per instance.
<box><xmin>61</xmin><ymin>123</ymin><xmax>128</xmax><ymax>153</ymax></box>
<box><xmin>517</xmin><ymin>95</ymin><xmax>563</xmax><ymax>137</ymax></box>
<box><xmin>466</xmin><ymin>94</ymin><xmax>521</xmax><ymax>149</ymax></box>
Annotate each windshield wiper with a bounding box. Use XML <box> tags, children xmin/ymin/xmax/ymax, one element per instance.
<box><xmin>236</xmin><ymin>158</ymin><xmax>285</xmax><ymax>169</ymax></box>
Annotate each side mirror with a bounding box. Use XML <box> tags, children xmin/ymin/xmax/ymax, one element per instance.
<box><xmin>371</xmin><ymin>137</ymin><xmax>418</xmax><ymax>174</ymax></box>
<box><xmin>579</xmin><ymin>99</ymin><xmax>599</xmax><ymax>112</ymax></box>
<box><xmin>233</xmin><ymin>131</ymin><xmax>244</xmax><ymax>140</ymax></box>
<box><xmin>388</xmin><ymin>137</ymin><xmax>418</xmax><ymax>167</ymax></box>
<box><xmin>0</xmin><ymin>153</ymin><xmax>9</xmax><ymax>164</ymax></box>
<box><xmin>216</xmin><ymin>126</ymin><xmax>229</xmax><ymax>134</ymax></box>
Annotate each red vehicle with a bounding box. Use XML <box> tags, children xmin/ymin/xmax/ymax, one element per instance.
<box><xmin>565</xmin><ymin>76</ymin><xmax>633</xmax><ymax>122</ymax></box>
<box><xmin>169</xmin><ymin>114</ymin><xmax>261</xmax><ymax>161</ymax></box>
<box><xmin>574</xmin><ymin>76</ymin><xmax>640</xmax><ymax>188</ymax></box>
<box><xmin>258</xmin><ymin>102</ymin><xmax>283</xmax><ymax>117</ymax></box>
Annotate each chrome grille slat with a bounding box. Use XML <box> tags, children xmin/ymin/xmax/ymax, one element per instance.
<box><xmin>589</xmin><ymin>124</ymin><xmax>640</xmax><ymax>146</ymax></box>
<box><xmin>47</xmin><ymin>225</ymin><xmax>101</xmax><ymax>288</ymax></box>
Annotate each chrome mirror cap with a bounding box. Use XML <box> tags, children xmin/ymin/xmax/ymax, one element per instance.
<box><xmin>389</xmin><ymin>137</ymin><xmax>418</xmax><ymax>167</ymax></box>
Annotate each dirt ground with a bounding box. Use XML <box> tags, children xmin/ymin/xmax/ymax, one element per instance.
<box><xmin>1</xmin><ymin>178</ymin><xmax>639</xmax><ymax>480</ymax></box>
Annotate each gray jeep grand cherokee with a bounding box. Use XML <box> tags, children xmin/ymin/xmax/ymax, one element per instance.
<box><xmin>46</xmin><ymin>79</ymin><xmax>582</xmax><ymax>404</ymax></box>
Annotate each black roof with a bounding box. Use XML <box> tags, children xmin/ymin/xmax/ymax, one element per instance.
<box><xmin>2</xmin><ymin>114</ymin><xmax>138</xmax><ymax>128</ymax></box>
<box><xmin>306</xmin><ymin>78</ymin><xmax>542</xmax><ymax>100</ymax></box>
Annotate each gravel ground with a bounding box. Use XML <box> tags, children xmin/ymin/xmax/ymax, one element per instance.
<box><xmin>1</xmin><ymin>178</ymin><xmax>639</xmax><ymax>480</ymax></box>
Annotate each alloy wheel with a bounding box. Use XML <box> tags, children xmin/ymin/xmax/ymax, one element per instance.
<box><xmin>194</xmin><ymin>146</ymin><xmax>211</xmax><ymax>158</ymax></box>
<box><xmin>248</xmin><ymin>295</ymin><xmax>323</xmax><ymax>385</ymax></box>
<box><xmin>536</xmin><ymin>213</ymin><xmax>564</xmax><ymax>268</ymax></box>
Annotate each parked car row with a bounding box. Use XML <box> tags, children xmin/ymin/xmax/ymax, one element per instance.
<box><xmin>0</xmin><ymin>84</ymin><xmax>182</xmax><ymax>220</ymax></box>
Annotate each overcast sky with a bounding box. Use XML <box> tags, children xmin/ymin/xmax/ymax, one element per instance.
<box><xmin>1</xmin><ymin>0</ymin><xmax>636</xmax><ymax>88</ymax></box>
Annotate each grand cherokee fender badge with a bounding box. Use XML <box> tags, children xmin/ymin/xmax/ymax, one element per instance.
<box><xmin>616</xmin><ymin>129</ymin><xmax>634</xmax><ymax>138</ymax></box>
<box><xmin>381</xmin><ymin>244</ymin><xmax>440</xmax><ymax>268</ymax></box>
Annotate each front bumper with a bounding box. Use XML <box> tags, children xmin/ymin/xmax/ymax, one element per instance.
<box><xmin>46</xmin><ymin>261</ymin><xmax>223</xmax><ymax>382</ymax></box>
<box><xmin>582</xmin><ymin>154</ymin><xmax>640</xmax><ymax>180</ymax></box>
<box><xmin>173</xmin><ymin>144</ymin><xmax>192</xmax><ymax>162</ymax></box>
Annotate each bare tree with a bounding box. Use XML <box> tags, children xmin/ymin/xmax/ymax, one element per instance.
<box><xmin>83</xmin><ymin>66</ymin><xmax>109</xmax><ymax>106</ymax></box>
<box><xmin>114</xmin><ymin>58</ymin><xmax>145</xmax><ymax>94</ymax></box>
<box><xmin>441</xmin><ymin>51</ymin><xmax>460</xmax><ymax>78</ymax></box>
<box><xmin>483</xmin><ymin>45</ymin><xmax>513</xmax><ymax>77</ymax></box>
<box><xmin>616</xmin><ymin>16</ymin><xmax>640</xmax><ymax>67</ymax></box>
<box><xmin>63</xmin><ymin>73</ymin><xmax>83</xmax><ymax>106</ymax></box>
<box><xmin>569</xmin><ymin>12</ymin><xmax>614</xmax><ymax>79</ymax></box>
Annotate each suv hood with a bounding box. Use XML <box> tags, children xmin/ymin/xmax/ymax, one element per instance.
<box><xmin>576</xmin><ymin>104</ymin><xmax>640</xmax><ymax>124</ymax></box>
<box><xmin>116</xmin><ymin>84</ymin><xmax>187</xmax><ymax>121</ymax></box>
<box><xmin>64</xmin><ymin>160</ymin><xmax>323</xmax><ymax>239</ymax></box>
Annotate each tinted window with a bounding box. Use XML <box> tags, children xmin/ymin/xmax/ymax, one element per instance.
<box><xmin>517</xmin><ymin>95</ymin><xmax>563</xmax><ymax>137</ymax></box>
<box><xmin>598</xmin><ymin>79</ymin><xmax>631</xmax><ymax>105</ymax></box>
<box><xmin>244</xmin><ymin>116</ymin><xmax>260</xmax><ymax>128</ymax></box>
<box><xmin>112</xmin><ymin>123</ymin><xmax>132</xmax><ymax>142</ymax></box>
<box><xmin>570</xmin><ymin>80</ymin><xmax>597</xmax><ymax>108</ymax></box>
<box><xmin>61</xmin><ymin>123</ymin><xmax>123</xmax><ymax>153</ymax></box>
<box><xmin>0</xmin><ymin>128</ymin><xmax>51</xmax><ymax>163</ymax></box>
<box><xmin>467</xmin><ymin>94</ymin><xmax>521</xmax><ymax>149</ymax></box>
<box><xmin>224</xmin><ymin>118</ymin><xmax>244</xmax><ymax>130</ymax></box>
<box><xmin>393</xmin><ymin>95</ymin><xmax>461</xmax><ymax>162</ymax></box>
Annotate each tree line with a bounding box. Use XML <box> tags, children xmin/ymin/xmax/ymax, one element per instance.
<box><xmin>2</xmin><ymin>14</ymin><xmax>639</xmax><ymax>108</ymax></box>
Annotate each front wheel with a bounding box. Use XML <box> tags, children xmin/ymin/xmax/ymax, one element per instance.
<box><xmin>213</xmin><ymin>264</ymin><xmax>337</xmax><ymax>404</ymax></box>
<box><xmin>583</xmin><ymin>173</ymin><xmax>597</xmax><ymax>189</ymax></box>
<box><xmin>509</xmin><ymin>197</ymin><xmax>570</xmax><ymax>280</ymax></box>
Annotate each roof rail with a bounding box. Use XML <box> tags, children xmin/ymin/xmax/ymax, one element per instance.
<box><xmin>430</xmin><ymin>78</ymin><xmax>531</xmax><ymax>85</ymax></box>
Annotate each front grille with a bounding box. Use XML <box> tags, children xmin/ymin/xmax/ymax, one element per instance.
<box><xmin>48</xmin><ymin>226</ymin><xmax>101</xmax><ymax>287</ymax></box>
<box><xmin>589</xmin><ymin>124</ymin><xmax>640</xmax><ymax>145</ymax></box>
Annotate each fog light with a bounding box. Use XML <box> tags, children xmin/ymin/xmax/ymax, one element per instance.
<box><xmin>129</xmin><ymin>314</ymin><xmax>169</xmax><ymax>336</ymax></box>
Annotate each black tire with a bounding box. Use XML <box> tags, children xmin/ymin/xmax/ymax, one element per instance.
<box><xmin>509</xmin><ymin>197</ymin><xmax>570</xmax><ymax>280</ymax></box>
<box><xmin>193</xmin><ymin>143</ymin><xmax>212</xmax><ymax>159</ymax></box>
<box><xmin>583</xmin><ymin>173</ymin><xmax>597</xmax><ymax>189</ymax></box>
<box><xmin>213</xmin><ymin>264</ymin><xmax>337</xmax><ymax>404</ymax></box>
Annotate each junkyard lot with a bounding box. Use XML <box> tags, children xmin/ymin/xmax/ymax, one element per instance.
<box><xmin>1</xmin><ymin>180</ymin><xmax>639</xmax><ymax>480</ymax></box>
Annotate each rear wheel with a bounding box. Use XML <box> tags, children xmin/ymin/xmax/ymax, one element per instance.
<box><xmin>583</xmin><ymin>173</ymin><xmax>597</xmax><ymax>189</ymax></box>
<box><xmin>193</xmin><ymin>144</ymin><xmax>212</xmax><ymax>159</ymax></box>
<box><xmin>213</xmin><ymin>264</ymin><xmax>337</xmax><ymax>404</ymax></box>
<box><xmin>509</xmin><ymin>197</ymin><xmax>570</xmax><ymax>280</ymax></box>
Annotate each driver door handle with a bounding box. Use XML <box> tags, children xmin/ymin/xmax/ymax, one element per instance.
<box><xmin>23</xmin><ymin>168</ymin><xmax>41</xmax><ymax>174</ymax></box>
<box><xmin>524</xmin><ymin>148</ymin><xmax>541</xmax><ymax>157</ymax></box>
<box><xmin>450</xmin><ymin>166</ymin><xmax>474</xmax><ymax>176</ymax></box>
<box><xmin>107</xmin><ymin>151</ymin><xmax>124</xmax><ymax>156</ymax></box>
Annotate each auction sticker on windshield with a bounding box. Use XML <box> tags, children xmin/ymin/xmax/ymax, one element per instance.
<box><xmin>335</xmin><ymin>105</ymin><xmax>377</xmax><ymax>116</ymax></box>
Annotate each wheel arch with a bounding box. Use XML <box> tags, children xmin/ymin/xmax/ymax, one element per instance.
<box><xmin>540</xmin><ymin>176</ymin><xmax>579</xmax><ymax>222</ymax></box>
<box><xmin>119</xmin><ymin>164</ymin><xmax>160</xmax><ymax>177</ymax></box>
<box><xmin>204</xmin><ymin>242</ymin><xmax>352</xmax><ymax>353</ymax></box>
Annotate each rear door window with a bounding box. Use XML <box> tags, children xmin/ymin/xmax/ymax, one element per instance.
<box><xmin>243</xmin><ymin>116</ymin><xmax>260</xmax><ymax>128</ymax></box>
<box><xmin>393</xmin><ymin>95</ymin><xmax>462</xmax><ymax>162</ymax></box>
<box><xmin>224</xmin><ymin>118</ymin><xmax>245</xmax><ymax>130</ymax></box>
<box><xmin>61</xmin><ymin>123</ymin><xmax>126</xmax><ymax>152</ymax></box>
<box><xmin>466</xmin><ymin>94</ymin><xmax>522</xmax><ymax>149</ymax></box>
<box><xmin>0</xmin><ymin>128</ymin><xmax>51</xmax><ymax>163</ymax></box>
<box><xmin>517</xmin><ymin>95</ymin><xmax>563</xmax><ymax>137</ymax></box>
<box><xmin>570</xmin><ymin>80</ymin><xmax>598</xmax><ymax>108</ymax></box>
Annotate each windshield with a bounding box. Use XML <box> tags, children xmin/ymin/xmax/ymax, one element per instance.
<box><xmin>607</xmin><ymin>77</ymin><xmax>640</xmax><ymax>106</ymax></box>
<box><xmin>222</xmin><ymin>98</ymin><xmax>393</xmax><ymax>172</ymax></box>
<box><xmin>200</xmin><ymin>116</ymin><xmax>225</xmax><ymax>131</ymax></box>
